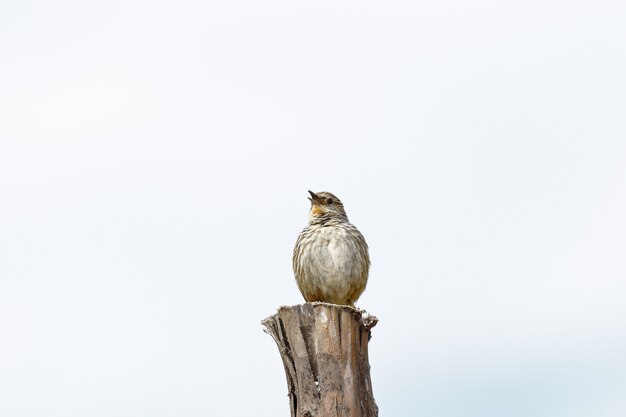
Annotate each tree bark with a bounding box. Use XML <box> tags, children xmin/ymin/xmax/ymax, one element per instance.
<box><xmin>262</xmin><ymin>302</ymin><xmax>378</xmax><ymax>417</ymax></box>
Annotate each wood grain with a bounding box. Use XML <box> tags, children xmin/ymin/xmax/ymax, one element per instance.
<box><xmin>263</xmin><ymin>303</ymin><xmax>378</xmax><ymax>417</ymax></box>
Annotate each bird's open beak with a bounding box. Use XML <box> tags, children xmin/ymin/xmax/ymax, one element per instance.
<box><xmin>308</xmin><ymin>190</ymin><xmax>323</xmax><ymax>205</ymax></box>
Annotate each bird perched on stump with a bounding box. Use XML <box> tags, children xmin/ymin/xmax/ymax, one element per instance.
<box><xmin>292</xmin><ymin>190</ymin><xmax>370</xmax><ymax>306</ymax></box>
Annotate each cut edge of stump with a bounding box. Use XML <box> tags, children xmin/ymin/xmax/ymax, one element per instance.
<box><xmin>262</xmin><ymin>302</ymin><xmax>379</xmax><ymax>334</ymax></box>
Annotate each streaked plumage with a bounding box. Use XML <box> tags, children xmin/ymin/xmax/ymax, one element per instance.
<box><xmin>292</xmin><ymin>191</ymin><xmax>370</xmax><ymax>306</ymax></box>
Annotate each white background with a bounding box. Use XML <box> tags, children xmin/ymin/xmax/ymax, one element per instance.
<box><xmin>1</xmin><ymin>1</ymin><xmax>625</xmax><ymax>416</ymax></box>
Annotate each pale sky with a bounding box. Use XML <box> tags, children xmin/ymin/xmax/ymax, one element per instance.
<box><xmin>1</xmin><ymin>1</ymin><xmax>625</xmax><ymax>416</ymax></box>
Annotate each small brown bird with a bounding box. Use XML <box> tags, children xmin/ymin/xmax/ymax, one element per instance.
<box><xmin>292</xmin><ymin>190</ymin><xmax>370</xmax><ymax>306</ymax></box>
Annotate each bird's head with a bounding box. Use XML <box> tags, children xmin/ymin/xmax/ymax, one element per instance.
<box><xmin>307</xmin><ymin>190</ymin><xmax>348</xmax><ymax>222</ymax></box>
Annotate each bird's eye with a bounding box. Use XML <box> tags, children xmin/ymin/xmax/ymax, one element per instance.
<box><xmin>326</xmin><ymin>198</ymin><xmax>334</xmax><ymax>205</ymax></box>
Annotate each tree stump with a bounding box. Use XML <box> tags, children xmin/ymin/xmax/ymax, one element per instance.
<box><xmin>262</xmin><ymin>302</ymin><xmax>378</xmax><ymax>417</ymax></box>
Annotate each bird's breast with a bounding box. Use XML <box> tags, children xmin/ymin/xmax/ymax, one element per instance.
<box><xmin>298</xmin><ymin>225</ymin><xmax>365</xmax><ymax>270</ymax></box>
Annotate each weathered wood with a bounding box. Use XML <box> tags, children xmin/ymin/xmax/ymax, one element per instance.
<box><xmin>262</xmin><ymin>303</ymin><xmax>378</xmax><ymax>417</ymax></box>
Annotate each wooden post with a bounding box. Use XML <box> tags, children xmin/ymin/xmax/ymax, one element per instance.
<box><xmin>262</xmin><ymin>302</ymin><xmax>379</xmax><ymax>417</ymax></box>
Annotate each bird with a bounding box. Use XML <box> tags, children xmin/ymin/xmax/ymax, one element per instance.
<box><xmin>292</xmin><ymin>190</ymin><xmax>370</xmax><ymax>306</ymax></box>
